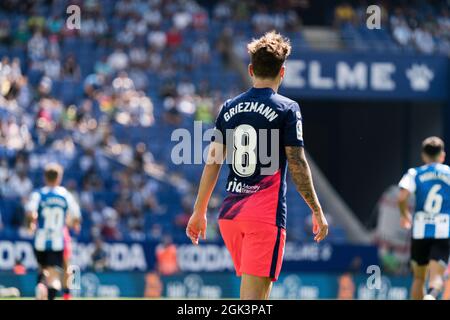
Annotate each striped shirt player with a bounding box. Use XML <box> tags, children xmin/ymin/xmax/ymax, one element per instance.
<box><xmin>398</xmin><ymin>136</ymin><xmax>450</xmax><ymax>300</ymax></box>
<box><xmin>399</xmin><ymin>163</ymin><xmax>450</xmax><ymax>266</ymax></box>
<box><xmin>27</xmin><ymin>185</ymin><xmax>81</xmax><ymax>268</ymax></box>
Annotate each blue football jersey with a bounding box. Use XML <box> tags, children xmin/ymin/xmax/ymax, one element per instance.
<box><xmin>399</xmin><ymin>163</ymin><xmax>450</xmax><ymax>239</ymax></box>
<box><xmin>213</xmin><ymin>87</ymin><xmax>304</xmax><ymax>229</ymax></box>
<box><xmin>26</xmin><ymin>186</ymin><xmax>81</xmax><ymax>251</ymax></box>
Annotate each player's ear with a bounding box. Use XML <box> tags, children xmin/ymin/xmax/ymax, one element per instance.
<box><xmin>248</xmin><ymin>64</ymin><xmax>254</xmax><ymax>77</ymax></box>
<box><xmin>279</xmin><ymin>65</ymin><xmax>285</xmax><ymax>80</ymax></box>
<box><xmin>440</xmin><ymin>151</ymin><xmax>446</xmax><ymax>163</ymax></box>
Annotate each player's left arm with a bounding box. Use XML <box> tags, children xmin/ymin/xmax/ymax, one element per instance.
<box><xmin>285</xmin><ymin>146</ymin><xmax>328</xmax><ymax>242</ymax></box>
<box><xmin>24</xmin><ymin>191</ymin><xmax>40</xmax><ymax>232</ymax></box>
<box><xmin>66</xmin><ymin>192</ymin><xmax>82</xmax><ymax>233</ymax></box>
<box><xmin>186</xmin><ymin>141</ymin><xmax>225</xmax><ymax>245</ymax></box>
<box><xmin>283</xmin><ymin>102</ymin><xmax>328</xmax><ymax>242</ymax></box>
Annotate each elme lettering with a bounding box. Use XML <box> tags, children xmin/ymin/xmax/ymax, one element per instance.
<box><xmin>284</xmin><ymin>60</ymin><xmax>397</xmax><ymax>91</ymax></box>
<box><xmin>283</xmin><ymin>60</ymin><xmax>437</xmax><ymax>93</ymax></box>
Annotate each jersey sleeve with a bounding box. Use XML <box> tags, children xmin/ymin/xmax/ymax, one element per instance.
<box><xmin>283</xmin><ymin>102</ymin><xmax>304</xmax><ymax>147</ymax></box>
<box><xmin>66</xmin><ymin>192</ymin><xmax>82</xmax><ymax>221</ymax></box>
<box><xmin>211</xmin><ymin>100</ymin><xmax>228</xmax><ymax>145</ymax></box>
<box><xmin>25</xmin><ymin>191</ymin><xmax>40</xmax><ymax>212</ymax></box>
<box><xmin>398</xmin><ymin>168</ymin><xmax>417</xmax><ymax>193</ymax></box>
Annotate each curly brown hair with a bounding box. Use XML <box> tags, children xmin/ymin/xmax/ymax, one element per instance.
<box><xmin>247</xmin><ymin>31</ymin><xmax>292</xmax><ymax>79</ymax></box>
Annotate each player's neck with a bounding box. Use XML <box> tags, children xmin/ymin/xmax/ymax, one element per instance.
<box><xmin>252</xmin><ymin>79</ymin><xmax>280</xmax><ymax>93</ymax></box>
<box><xmin>424</xmin><ymin>158</ymin><xmax>441</xmax><ymax>165</ymax></box>
<box><xmin>46</xmin><ymin>183</ymin><xmax>59</xmax><ymax>188</ymax></box>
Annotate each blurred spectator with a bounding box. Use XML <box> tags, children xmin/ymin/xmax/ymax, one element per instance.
<box><xmin>0</xmin><ymin>20</ymin><xmax>11</xmax><ymax>45</ymax></box>
<box><xmin>144</xmin><ymin>5</ymin><xmax>162</xmax><ymax>27</ymax></box>
<box><xmin>127</xmin><ymin>15</ymin><xmax>148</xmax><ymax>39</ymax></box>
<box><xmin>62</xmin><ymin>54</ymin><xmax>81</xmax><ymax>80</ymax></box>
<box><xmin>252</xmin><ymin>6</ymin><xmax>276</xmax><ymax>33</ymax></box>
<box><xmin>14</xmin><ymin>20</ymin><xmax>30</xmax><ymax>45</ymax></box>
<box><xmin>163</xmin><ymin>96</ymin><xmax>182</xmax><ymax>125</ymax></box>
<box><xmin>155</xmin><ymin>235</ymin><xmax>179</xmax><ymax>276</ymax></box>
<box><xmin>144</xmin><ymin>272</ymin><xmax>163</xmax><ymax>298</ymax></box>
<box><xmin>112</xmin><ymin>71</ymin><xmax>134</xmax><ymax>92</ymax></box>
<box><xmin>129</xmin><ymin>46</ymin><xmax>148</xmax><ymax>68</ymax></box>
<box><xmin>166</xmin><ymin>27</ymin><xmax>183</xmax><ymax>48</ymax></box>
<box><xmin>413</xmin><ymin>27</ymin><xmax>435</xmax><ymax>54</ymax></box>
<box><xmin>101</xmin><ymin>206</ymin><xmax>121</xmax><ymax>240</ymax></box>
<box><xmin>5</xmin><ymin>168</ymin><xmax>32</xmax><ymax>198</ymax></box>
<box><xmin>13</xmin><ymin>258</ymin><xmax>26</xmax><ymax>275</ymax></box>
<box><xmin>107</xmin><ymin>48</ymin><xmax>129</xmax><ymax>71</ymax></box>
<box><xmin>27</xmin><ymin>9</ymin><xmax>45</xmax><ymax>31</ymax></box>
<box><xmin>43</xmin><ymin>51</ymin><xmax>61</xmax><ymax>80</ymax></box>
<box><xmin>392</xmin><ymin>21</ymin><xmax>413</xmax><ymax>47</ymax></box>
<box><xmin>192</xmin><ymin>37</ymin><xmax>210</xmax><ymax>64</ymax></box>
<box><xmin>94</xmin><ymin>55</ymin><xmax>113</xmax><ymax>77</ymax></box>
<box><xmin>334</xmin><ymin>1</ymin><xmax>356</xmax><ymax>26</ymax></box>
<box><xmin>46</xmin><ymin>15</ymin><xmax>64</xmax><ymax>35</ymax></box>
<box><xmin>195</xmin><ymin>96</ymin><xmax>214</xmax><ymax>123</ymax></box>
<box><xmin>91</xmin><ymin>238</ymin><xmax>108</xmax><ymax>272</ymax></box>
<box><xmin>80</xmin><ymin>12</ymin><xmax>108</xmax><ymax>39</ymax></box>
<box><xmin>214</xmin><ymin>1</ymin><xmax>232</xmax><ymax>22</ymax></box>
<box><xmin>173</xmin><ymin>10</ymin><xmax>192</xmax><ymax>30</ymax></box>
<box><xmin>84</xmin><ymin>72</ymin><xmax>106</xmax><ymax>97</ymax></box>
<box><xmin>129</xmin><ymin>68</ymin><xmax>149</xmax><ymax>91</ymax></box>
<box><xmin>337</xmin><ymin>273</ymin><xmax>355</xmax><ymax>299</ymax></box>
<box><xmin>148</xmin><ymin>223</ymin><xmax>163</xmax><ymax>241</ymax></box>
<box><xmin>27</xmin><ymin>31</ymin><xmax>47</xmax><ymax>64</ymax></box>
<box><xmin>147</xmin><ymin>27</ymin><xmax>167</xmax><ymax>50</ymax></box>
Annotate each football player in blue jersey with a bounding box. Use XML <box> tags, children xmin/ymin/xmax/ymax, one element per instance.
<box><xmin>26</xmin><ymin>163</ymin><xmax>81</xmax><ymax>300</ymax></box>
<box><xmin>186</xmin><ymin>31</ymin><xmax>328</xmax><ymax>299</ymax></box>
<box><xmin>398</xmin><ymin>137</ymin><xmax>450</xmax><ymax>300</ymax></box>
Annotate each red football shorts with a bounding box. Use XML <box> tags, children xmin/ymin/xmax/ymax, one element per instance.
<box><xmin>218</xmin><ymin>219</ymin><xmax>286</xmax><ymax>281</ymax></box>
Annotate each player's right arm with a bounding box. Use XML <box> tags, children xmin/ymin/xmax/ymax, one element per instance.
<box><xmin>186</xmin><ymin>141</ymin><xmax>226</xmax><ymax>245</ymax></box>
<box><xmin>285</xmin><ymin>146</ymin><xmax>328</xmax><ymax>242</ymax></box>
<box><xmin>397</xmin><ymin>188</ymin><xmax>412</xmax><ymax>229</ymax></box>
<box><xmin>24</xmin><ymin>191</ymin><xmax>40</xmax><ymax>232</ymax></box>
<box><xmin>66</xmin><ymin>192</ymin><xmax>82</xmax><ymax>233</ymax></box>
<box><xmin>397</xmin><ymin>168</ymin><xmax>416</xmax><ymax>229</ymax></box>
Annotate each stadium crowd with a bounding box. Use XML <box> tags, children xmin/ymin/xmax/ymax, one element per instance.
<box><xmin>0</xmin><ymin>0</ymin><xmax>304</xmax><ymax>243</ymax></box>
<box><xmin>334</xmin><ymin>0</ymin><xmax>450</xmax><ymax>55</ymax></box>
<box><xmin>0</xmin><ymin>0</ymin><xmax>447</xmax><ymax>245</ymax></box>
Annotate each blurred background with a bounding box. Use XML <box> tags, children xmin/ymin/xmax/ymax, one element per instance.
<box><xmin>0</xmin><ymin>0</ymin><xmax>449</xmax><ymax>299</ymax></box>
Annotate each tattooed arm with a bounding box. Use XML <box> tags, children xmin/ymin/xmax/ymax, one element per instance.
<box><xmin>285</xmin><ymin>146</ymin><xmax>328</xmax><ymax>242</ymax></box>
